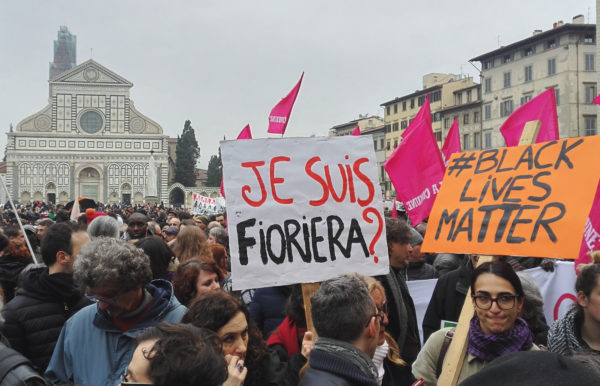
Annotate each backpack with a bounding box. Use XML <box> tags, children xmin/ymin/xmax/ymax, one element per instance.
<box><xmin>435</xmin><ymin>328</ymin><xmax>456</xmax><ymax>379</ymax></box>
<box><xmin>0</xmin><ymin>342</ymin><xmax>52</xmax><ymax>386</ymax></box>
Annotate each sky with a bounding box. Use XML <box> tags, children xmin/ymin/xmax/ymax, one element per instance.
<box><xmin>0</xmin><ymin>0</ymin><xmax>596</xmax><ymax>168</ymax></box>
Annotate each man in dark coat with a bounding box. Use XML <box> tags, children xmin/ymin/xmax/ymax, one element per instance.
<box><xmin>376</xmin><ymin>218</ymin><xmax>421</xmax><ymax>365</ymax></box>
<box><xmin>1</xmin><ymin>223</ymin><xmax>91</xmax><ymax>370</ymax></box>
<box><xmin>299</xmin><ymin>275</ymin><xmax>381</xmax><ymax>386</ymax></box>
<box><xmin>421</xmin><ymin>255</ymin><xmax>474</xmax><ymax>343</ymax></box>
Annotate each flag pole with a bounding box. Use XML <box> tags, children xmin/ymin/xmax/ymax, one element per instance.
<box><xmin>0</xmin><ymin>175</ymin><xmax>37</xmax><ymax>264</ymax></box>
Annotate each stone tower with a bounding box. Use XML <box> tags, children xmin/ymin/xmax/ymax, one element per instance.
<box><xmin>49</xmin><ymin>26</ymin><xmax>76</xmax><ymax>80</ymax></box>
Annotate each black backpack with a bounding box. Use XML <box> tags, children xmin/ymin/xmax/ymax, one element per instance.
<box><xmin>0</xmin><ymin>342</ymin><xmax>52</xmax><ymax>386</ymax></box>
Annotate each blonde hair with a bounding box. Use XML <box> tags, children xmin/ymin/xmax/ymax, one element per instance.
<box><xmin>172</xmin><ymin>226</ymin><xmax>213</xmax><ymax>264</ymax></box>
<box><xmin>359</xmin><ymin>275</ymin><xmax>407</xmax><ymax>367</ymax></box>
<box><xmin>577</xmin><ymin>250</ymin><xmax>600</xmax><ymax>273</ymax></box>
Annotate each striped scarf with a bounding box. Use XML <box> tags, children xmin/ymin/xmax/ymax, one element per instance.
<box><xmin>547</xmin><ymin>307</ymin><xmax>583</xmax><ymax>355</ymax></box>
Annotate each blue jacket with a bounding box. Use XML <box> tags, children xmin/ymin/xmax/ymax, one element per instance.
<box><xmin>45</xmin><ymin>280</ymin><xmax>186</xmax><ymax>386</ymax></box>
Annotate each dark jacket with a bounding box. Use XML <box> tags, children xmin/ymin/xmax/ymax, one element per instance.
<box><xmin>0</xmin><ymin>266</ymin><xmax>91</xmax><ymax>371</ymax></box>
<box><xmin>0</xmin><ymin>256</ymin><xmax>32</xmax><ymax>303</ymax></box>
<box><xmin>299</xmin><ymin>349</ymin><xmax>378</xmax><ymax>386</ymax></box>
<box><xmin>382</xmin><ymin>357</ymin><xmax>416</xmax><ymax>386</ymax></box>
<box><xmin>249</xmin><ymin>286</ymin><xmax>290</xmax><ymax>338</ymax></box>
<box><xmin>422</xmin><ymin>259</ymin><xmax>473</xmax><ymax>343</ymax></box>
<box><xmin>376</xmin><ymin>268</ymin><xmax>421</xmax><ymax>365</ymax></box>
<box><xmin>248</xmin><ymin>348</ymin><xmax>290</xmax><ymax>386</ymax></box>
<box><xmin>407</xmin><ymin>262</ymin><xmax>438</xmax><ymax>281</ymax></box>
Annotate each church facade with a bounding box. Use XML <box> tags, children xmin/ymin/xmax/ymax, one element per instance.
<box><xmin>5</xmin><ymin>59</ymin><xmax>169</xmax><ymax>205</ymax></box>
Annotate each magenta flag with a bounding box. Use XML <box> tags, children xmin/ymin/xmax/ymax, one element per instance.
<box><xmin>575</xmin><ymin>179</ymin><xmax>600</xmax><ymax>273</ymax></box>
<box><xmin>402</xmin><ymin>94</ymin><xmax>431</xmax><ymax>139</ymax></box>
<box><xmin>221</xmin><ymin>125</ymin><xmax>253</xmax><ymax>197</ymax></box>
<box><xmin>391</xmin><ymin>199</ymin><xmax>398</xmax><ymax>218</ymax></box>
<box><xmin>500</xmin><ymin>88</ymin><xmax>559</xmax><ymax>147</ymax></box>
<box><xmin>441</xmin><ymin>118</ymin><xmax>461</xmax><ymax>166</ymax></box>
<box><xmin>594</xmin><ymin>93</ymin><xmax>600</xmax><ymax>105</ymax></box>
<box><xmin>267</xmin><ymin>73</ymin><xmax>304</xmax><ymax>134</ymax></box>
<box><xmin>351</xmin><ymin>125</ymin><xmax>360</xmax><ymax>136</ymax></box>
<box><xmin>384</xmin><ymin>116</ymin><xmax>445</xmax><ymax>225</ymax></box>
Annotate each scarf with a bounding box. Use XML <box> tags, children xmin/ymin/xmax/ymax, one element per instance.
<box><xmin>372</xmin><ymin>340</ymin><xmax>389</xmax><ymax>384</ymax></box>
<box><xmin>547</xmin><ymin>307</ymin><xmax>583</xmax><ymax>355</ymax></box>
<box><xmin>315</xmin><ymin>337</ymin><xmax>379</xmax><ymax>381</ymax></box>
<box><xmin>468</xmin><ymin>315</ymin><xmax>533</xmax><ymax>362</ymax></box>
<box><xmin>266</xmin><ymin>316</ymin><xmax>302</xmax><ymax>357</ymax></box>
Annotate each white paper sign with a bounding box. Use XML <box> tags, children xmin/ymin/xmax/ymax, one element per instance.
<box><xmin>221</xmin><ymin>136</ymin><xmax>389</xmax><ymax>290</ymax></box>
<box><xmin>192</xmin><ymin>193</ymin><xmax>224</xmax><ymax>215</ymax></box>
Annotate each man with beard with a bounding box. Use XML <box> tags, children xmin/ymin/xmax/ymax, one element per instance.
<box><xmin>45</xmin><ymin>238</ymin><xmax>186</xmax><ymax>386</ymax></box>
<box><xmin>1</xmin><ymin>223</ymin><xmax>91</xmax><ymax>370</ymax></box>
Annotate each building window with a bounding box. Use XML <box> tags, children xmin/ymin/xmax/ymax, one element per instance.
<box><xmin>500</xmin><ymin>100</ymin><xmax>514</xmax><ymax>117</ymax></box>
<box><xmin>503</xmin><ymin>72</ymin><xmax>511</xmax><ymax>88</ymax></box>
<box><xmin>380</xmin><ymin>138</ymin><xmax>384</xmax><ymax>149</ymax></box>
<box><xmin>463</xmin><ymin>114</ymin><xmax>469</xmax><ymax>125</ymax></box>
<box><xmin>583</xmin><ymin>34</ymin><xmax>595</xmax><ymax>44</ymax></box>
<box><xmin>463</xmin><ymin>134</ymin><xmax>470</xmax><ymax>150</ymax></box>
<box><xmin>523</xmin><ymin>46</ymin><xmax>535</xmax><ymax>57</ymax></box>
<box><xmin>585</xmin><ymin>116</ymin><xmax>597</xmax><ymax>136</ymax></box>
<box><xmin>585</xmin><ymin>54</ymin><xmax>595</xmax><ymax>71</ymax></box>
<box><xmin>433</xmin><ymin>112</ymin><xmax>441</xmax><ymax>122</ymax></box>
<box><xmin>467</xmin><ymin>90</ymin><xmax>472</xmax><ymax>102</ymax></box>
<box><xmin>435</xmin><ymin>131</ymin><xmax>442</xmax><ymax>142</ymax></box>
<box><xmin>393</xmin><ymin>104</ymin><xmax>398</xmax><ymax>114</ymax></box>
<box><xmin>385</xmin><ymin>124</ymin><xmax>391</xmax><ymax>133</ymax></box>
<box><xmin>484</xmin><ymin>78</ymin><xmax>492</xmax><ymax>93</ymax></box>
<box><xmin>410</xmin><ymin>99</ymin><xmax>415</xmax><ymax>109</ymax></box>
<box><xmin>521</xmin><ymin>94</ymin><xmax>532</xmax><ymax>105</ymax></box>
<box><xmin>402</xmin><ymin>101</ymin><xmax>407</xmax><ymax>111</ymax></box>
<box><xmin>386</xmin><ymin>106</ymin><xmax>390</xmax><ymax>115</ymax></box>
<box><xmin>401</xmin><ymin>120</ymin><xmax>408</xmax><ymax>129</ymax></box>
<box><xmin>483</xmin><ymin>59</ymin><xmax>494</xmax><ymax>69</ymax></box>
<box><xmin>444</xmin><ymin>118</ymin><xmax>450</xmax><ymax>129</ymax></box>
<box><xmin>474</xmin><ymin>132</ymin><xmax>481</xmax><ymax>149</ymax></box>
<box><xmin>484</xmin><ymin>131</ymin><xmax>492</xmax><ymax>148</ymax></box>
<box><xmin>545</xmin><ymin>39</ymin><xmax>557</xmax><ymax>49</ymax></box>
<box><xmin>502</xmin><ymin>54</ymin><xmax>513</xmax><ymax>63</ymax></box>
<box><xmin>585</xmin><ymin>83</ymin><xmax>597</xmax><ymax>103</ymax></box>
<box><xmin>474</xmin><ymin>111</ymin><xmax>480</xmax><ymax>123</ymax></box>
<box><xmin>484</xmin><ymin>104</ymin><xmax>492</xmax><ymax>120</ymax></box>
<box><xmin>418</xmin><ymin>95</ymin><xmax>426</xmax><ymax>106</ymax></box>
<box><xmin>431</xmin><ymin>91</ymin><xmax>441</xmax><ymax>102</ymax></box>
<box><xmin>373</xmin><ymin>140</ymin><xmax>377</xmax><ymax>150</ymax></box>
<box><xmin>386</xmin><ymin>140</ymin><xmax>390</xmax><ymax>151</ymax></box>
<box><xmin>548</xmin><ymin>58</ymin><xmax>556</xmax><ymax>75</ymax></box>
<box><xmin>392</xmin><ymin>122</ymin><xmax>399</xmax><ymax>131</ymax></box>
<box><xmin>393</xmin><ymin>138</ymin><xmax>398</xmax><ymax>149</ymax></box>
<box><xmin>79</xmin><ymin>110</ymin><xmax>104</xmax><ymax>134</ymax></box>
<box><xmin>554</xmin><ymin>88</ymin><xmax>560</xmax><ymax>105</ymax></box>
<box><xmin>456</xmin><ymin>92</ymin><xmax>463</xmax><ymax>105</ymax></box>
<box><xmin>524</xmin><ymin>65</ymin><xmax>533</xmax><ymax>82</ymax></box>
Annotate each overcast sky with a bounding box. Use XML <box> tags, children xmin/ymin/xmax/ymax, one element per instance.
<box><xmin>0</xmin><ymin>0</ymin><xmax>596</xmax><ymax>168</ymax></box>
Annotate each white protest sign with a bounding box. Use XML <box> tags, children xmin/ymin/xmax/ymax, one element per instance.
<box><xmin>221</xmin><ymin>136</ymin><xmax>389</xmax><ymax>290</ymax></box>
<box><xmin>192</xmin><ymin>193</ymin><xmax>224</xmax><ymax>215</ymax></box>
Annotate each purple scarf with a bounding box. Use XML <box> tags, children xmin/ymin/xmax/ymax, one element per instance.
<box><xmin>468</xmin><ymin>315</ymin><xmax>533</xmax><ymax>362</ymax></box>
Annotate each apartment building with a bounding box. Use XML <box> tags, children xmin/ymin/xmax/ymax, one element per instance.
<box><xmin>439</xmin><ymin>84</ymin><xmax>483</xmax><ymax>150</ymax></box>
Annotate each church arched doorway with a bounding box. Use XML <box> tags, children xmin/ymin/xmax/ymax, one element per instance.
<box><xmin>78</xmin><ymin>167</ymin><xmax>101</xmax><ymax>202</ymax></box>
<box><xmin>169</xmin><ymin>187</ymin><xmax>185</xmax><ymax>207</ymax></box>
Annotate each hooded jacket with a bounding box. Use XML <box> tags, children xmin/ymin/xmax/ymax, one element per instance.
<box><xmin>1</xmin><ymin>266</ymin><xmax>91</xmax><ymax>371</ymax></box>
<box><xmin>45</xmin><ymin>279</ymin><xmax>186</xmax><ymax>386</ymax></box>
<box><xmin>0</xmin><ymin>256</ymin><xmax>32</xmax><ymax>303</ymax></box>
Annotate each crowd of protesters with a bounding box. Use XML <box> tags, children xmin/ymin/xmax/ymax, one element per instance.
<box><xmin>0</xmin><ymin>201</ymin><xmax>598</xmax><ymax>385</ymax></box>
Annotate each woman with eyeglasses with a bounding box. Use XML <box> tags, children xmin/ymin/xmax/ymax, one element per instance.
<box><xmin>412</xmin><ymin>260</ymin><xmax>539</xmax><ymax>385</ymax></box>
<box><xmin>361</xmin><ymin>275</ymin><xmax>415</xmax><ymax>386</ymax></box>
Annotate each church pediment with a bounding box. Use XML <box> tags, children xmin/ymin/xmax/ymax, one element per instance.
<box><xmin>50</xmin><ymin>59</ymin><xmax>133</xmax><ymax>87</ymax></box>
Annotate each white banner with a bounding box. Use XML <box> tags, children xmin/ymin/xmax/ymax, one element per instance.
<box><xmin>221</xmin><ymin>136</ymin><xmax>388</xmax><ymax>290</ymax></box>
<box><xmin>192</xmin><ymin>193</ymin><xmax>225</xmax><ymax>215</ymax></box>
<box><xmin>407</xmin><ymin>261</ymin><xmax>577</xmax><ymax>345</ymax></box>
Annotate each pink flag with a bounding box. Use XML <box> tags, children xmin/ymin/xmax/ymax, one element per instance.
<box><xmin>441</xmin><ymin>118</ymin><xmax>461</xmax><ymax>166</ymax></box>
<box><xmin>594</xmin><ymin>93</ymin><xmax>600</xmax><ymax>105</ymax></box>
<box><xmin>221</xmin><ymin>125</ymin><xmax>253</xmax><ymax>197</ymax></box>
<box><xmin>500</xmin><ymin>88</ymin><xmax>559</xmax><ymax>147</ymax></box>
<box><xmin>575</xmin><ymin>179</ymin><xmax>600</xmax><ymax>273</ymax></box>
<box><xmin>391</xmin><ymin>199</ymin><xmax>398</xmax><ymax>218</ymax></box>
<box><xmin>384</xmin><ymin>113</ymin><xmax>445</xmax><ymax>225</ymax></box>
<box><xmin>267</xmin><ymin>73</ymin><xmax>304</xmax><ymax>134</ymax></box>
<box><xmin>402</xmin><ymin>94</ymin><xmax>431</xmax><ymax>138</ymax></box>
<box><xmin>351</xmin><ymin>125</ymin><xmax>360</xmax><ymax>136</ymax></box>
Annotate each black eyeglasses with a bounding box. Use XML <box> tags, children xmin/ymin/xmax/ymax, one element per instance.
<box><xmin>472</xmin><ymin>294</ymin><xmax>519</xmax><ymax>310</ymax></box>
<box><xmin>365</xmin><ymin>306</ymin><xmax>387</xmax><ymax>327</ymax></box>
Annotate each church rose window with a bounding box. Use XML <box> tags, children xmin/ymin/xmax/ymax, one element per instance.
<box><xmin>80</xmin><ymin>110</ymin><xmax>103</xmax><ymax>133</ymax></box>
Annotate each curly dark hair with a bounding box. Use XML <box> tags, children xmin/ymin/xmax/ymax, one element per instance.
<box><xmin>182</xmin><ymin>291</ymin><xmax>268</xmax><ymax>386</ymax></box>
<box><xmin>172</xmin><ymin>258</ymin><xmax>224</xmax><ymax>306</ymax></box>
<box><xmin>136</xmin><ymin>323</ymin><xmax>227</xmax><ymax>386</ymax></box>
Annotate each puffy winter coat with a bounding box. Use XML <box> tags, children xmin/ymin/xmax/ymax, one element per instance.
<box><xmin>1</xmin><ymin>267</ymin><xmax>91</xmax><ymax>371</ymax></box>
<box><xmin>0</xmin><ymin>256</ymin><xmax>32</xmax><ymax>303</ymax></box>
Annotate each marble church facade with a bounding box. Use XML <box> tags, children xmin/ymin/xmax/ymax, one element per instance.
<box><xmin>5</xmin><ymin>59</ymin><xmax>169</xmax><ymax>205</ymax></box>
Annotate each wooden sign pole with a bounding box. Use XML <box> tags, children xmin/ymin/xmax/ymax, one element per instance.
<box><xmin>437</xmin><ymin>120</ymin><xmax>541</xmax><ymax>386</ymax></box>
<box><xmin>301</xmin><ymin>282</ymin><xmax>321</xmax><ymax>336</ymax></box>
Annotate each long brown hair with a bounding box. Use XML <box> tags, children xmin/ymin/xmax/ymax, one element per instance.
<box><xmin>172</xmin><ymin>226</ymin><xmax>213</xmax><ymax>264</ymax></box>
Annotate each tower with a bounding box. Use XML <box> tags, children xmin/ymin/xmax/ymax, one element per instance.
<box><xmin>49</xmin><ymin>26</ymin><xmax>76</xmax><ymax>80</ymax></box>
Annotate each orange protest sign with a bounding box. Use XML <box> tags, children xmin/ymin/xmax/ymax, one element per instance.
<box><xmin>422</xmin><ymin>136</ymin><xmax>600</xmax><ymax>260</ymax></box>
